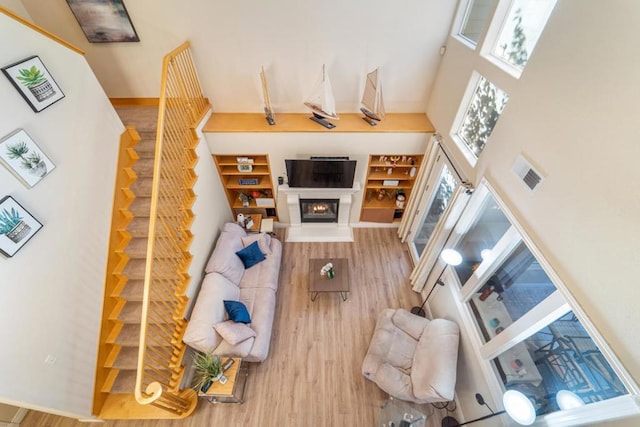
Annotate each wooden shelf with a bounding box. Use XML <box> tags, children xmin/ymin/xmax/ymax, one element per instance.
<box><xmin>203</xmin><ymin>113</ymin><xmax>435</xmax><ymax>133</ymax></box>
<box><xmin>360</xmin><ymin>154</ymin><xmax>423</xmax><ymax>223</ymax></box>
<box><xmin>213</xmin><ymin>154</ymin><xmax>278</xmax><ymax>221</ymax></box>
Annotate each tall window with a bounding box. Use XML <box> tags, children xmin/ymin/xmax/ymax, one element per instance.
<box><xmin>457</xmin><ymin>0</ymin><xmax>497</xmax><ymax>47</ymax></box>
<box><xmin>445</xmin><ymin>183</ymin><xmax>635</xmax><ymax>423</ymax></box>
<box><xmin>485</xmin><ymin>0</ymin><xmax>557</xmax><ymax>76</ymax></box>
<box><xmin>455</xmin><ymin>75</ymin><xmax>509</xmax><ymax>163</ymax></box>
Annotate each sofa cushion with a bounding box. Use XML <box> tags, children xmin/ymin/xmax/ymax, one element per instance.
<box><xmin>239</xmin><ymin>238</ymin><xmax>282</xmax><ymax>292</ymax></box>
<box><xmin>224</xmin><ymin>300</ymin><xmax>252</xmax><ymax>324</ymax></box>
<box><xmin>411</xmin><ymin>318</ymin><xmax>460</xmax><ymax>402</ymax></box>
<box><xmin>241</xmin><ymin>233</ymin><xmax>272</xmax><ymax>255</ymax></box>
<box><xmin>205</xmin><ymin>231</ymin><xmax>245</xmax><ymax>283</ymax></box>
<box><xmin>223</xmin><ymin>222</ymin><xmax>248</xmax><ymax>237</ymax></box>
<box><xmin>182</xmin><ymin>273</ymin><xmax>240</xmax><ymax>354</ymax></box>
<box><xmin>214</xmin><ymin>320</ymin><xmax>256</xmax><ymax>345</ymax></box>
<box><xmin>238</xmin><ymin>287</ymin><xmax>276</xmax><ymax>362</ymax></box>
<box><xmin>235</xmin><ymin>241</ymin><xmax>266</xmax><ymax>269</ymax></box>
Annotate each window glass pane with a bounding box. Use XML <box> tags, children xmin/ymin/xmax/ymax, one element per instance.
<box><xmin>414</xmin><ymin>165</ymin><xmax>457</xmax><ymax>258</ymax></box>
<box><xmin>453</xmin><ymin>193</ymin><xmax>510</xmax><ymax>285</ymax></box>
<box><xmin>457</xmin><ymin>76</ymin><xmax>508</xmax><ymax>159</ymax></box>
<box><xmin>470</xmin><ymin>242</ymin><xmax>557</xmax><ymax>343</ymax></box>
<box><xmin>493</xmin><ymin>312</ymin><xmax>627</xmax><ymax>417</ymax></box>
<box><xmin>492</xmin><ymin>0</ymin><xmax>557</xmax><ymax>70</ymax></box>
<box><xmin>459</xmin><ymin>0</ymin><xmax>497</xmax><ymax>45</ymax></box>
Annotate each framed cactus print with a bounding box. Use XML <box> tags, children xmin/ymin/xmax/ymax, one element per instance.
<box><xmin>66</xmin><ymin>0</ymin><xmax>139</xmax><ymax>43</ymax></box>
<box><xmin>2</xmin><ymin>56</ymin><xmax>65</xmax><ymax>113</ymax></box>
<box><xmin>0</xmin><ymin>129</ymin><xmax>55</xmax><ymax>188</ymax></box>
<box><xmin>0</xmin><ymin>196</ymin><xmax>43</xmax><ymax>258</ymax></box>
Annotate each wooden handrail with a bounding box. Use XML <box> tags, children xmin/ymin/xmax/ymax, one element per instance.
<box><xmin>134</xmin><ymin>41</ymin><xmax>209</xmax><ymax>416</ymax></box>
<box><xmin>0</xmin><ymin>6</ymin><xmax>84</xmax><ymax>55</ymax></box>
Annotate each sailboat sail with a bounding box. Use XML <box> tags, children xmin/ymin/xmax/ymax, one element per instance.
<box><xmin>260</xmin><ymin>66</ymin><xmax>275</xmax><ymax>124</ymax></box>
<box><xmin>361</xmin><ymin>68</ymin><xmax>385</xmax><ymax>121</ymax></box>
<box><xmin>304</xmin><ymin>64</ymin><xmax>339</xmax><ymax>120</ymax></box>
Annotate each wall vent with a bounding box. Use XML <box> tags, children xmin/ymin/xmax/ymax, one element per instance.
<box><xmin>512</xmin><ymin>155</ymin><xmax>544</xmax><ymax>191</ymax></box>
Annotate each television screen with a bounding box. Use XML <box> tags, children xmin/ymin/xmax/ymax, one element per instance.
<box><xmin>285</xmin><ymin>158</ymin><xmax>356</xmax><ymax>188</ymax></box>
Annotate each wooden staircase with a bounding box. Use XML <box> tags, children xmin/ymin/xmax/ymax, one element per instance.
<box><xmin>94</xmin><ymin>118</ymin><xmax>195</xmax><ymax>419</ymax></box>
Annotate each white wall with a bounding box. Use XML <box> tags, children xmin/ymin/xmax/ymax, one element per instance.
<box><xmin>20</xmin><ymin>0</ymin><xmax>457</xmax><ymax>113</ymax></box>
<box><xmin>427</xmin><ymin>0</ymin><xmax>640</xmax><ymax>425</ymax></box>
<box><xmin>205</xmin><ymin>132</ymin><xmax>430</xmax><ymax>224</ymax></box>
<box><xmin>0</xmin><ymin>13</ymin><xmax>122</xmax><ymax>419</ymax></box>
<box><xmin>187</xmin><ymin>113</ymin><xmax>233</xmax><ymax>301</ymax></box>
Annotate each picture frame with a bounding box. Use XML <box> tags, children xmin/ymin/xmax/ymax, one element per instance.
<box><xmin>0</xmin><ymin>129</ymin><xmax>55</xmax><ymax>188</ymax></box>
<box><xmin>2</xmin><ymin>56</ymin><xmax>65</xmax><ymax>113</ymax></box>
<box><xmin>66</xmin><ymin>0</ymin><xmax>140</xmax><ymax>43</ymax></box>
<box><xmin>0</xmin><ymin>196</ymin><xmax>43</xmax><ymax>258</ymax></box>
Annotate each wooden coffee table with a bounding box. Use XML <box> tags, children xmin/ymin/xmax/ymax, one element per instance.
<box><xmin>308</xmin><ymin>258</ymin><xmax>349</xmax><ymax>301</ymax></box>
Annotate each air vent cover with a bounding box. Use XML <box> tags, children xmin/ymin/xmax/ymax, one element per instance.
<box><xmin>512</xmin><ymin>155</ymin><xmax>544</xmax><ymax>191</ymax></box>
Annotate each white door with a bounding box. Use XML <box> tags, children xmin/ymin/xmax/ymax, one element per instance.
<box><xmin>407</xmin><ymin>148</ymin><xmax>462</xmax><ymax>265</ymax></box>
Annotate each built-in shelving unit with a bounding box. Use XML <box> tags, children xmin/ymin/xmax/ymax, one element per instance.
<box><xmin>213</xmin><ymin>154</ymin><xmax>278</xmax><ymax>220</ymax></box>
<box><xmin>203</xmin><ymin>113</ymin><xmax>435</xmax><ymax>133</ymax></box>
<box><xmin>360</xmin><ymin>154</ymin><xmax>424</xmax><ymax>223</ymax></box>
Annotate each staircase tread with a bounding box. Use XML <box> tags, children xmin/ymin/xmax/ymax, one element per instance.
<box><xmin>113</xmin><ymin>345</ymin><xmax>176</xmax><ymax>370</ymax></box>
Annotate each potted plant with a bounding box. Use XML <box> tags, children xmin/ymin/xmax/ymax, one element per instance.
<box><xmin>16</xmin><ymin>65</ymin><xmax>56</xmax><ymax>102</ymax></box>
<box><xmin>192</xmin><ymin>352</ymin><xmax>222</xmax><ymax>393</ymax></box>
<box><xmin>0</xmin><ymin>207</ymin><xmax>31</xmax><ymax>244</ymax></box>
<box><xmin>6</xmin><ymin>141</ymin><xmax>48</xmax><ymax>177</ymax></box>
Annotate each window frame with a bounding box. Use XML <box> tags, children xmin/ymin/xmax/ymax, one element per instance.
<box><xmin>480</xmin><ymin>0</ymin><xmax>558</xmax><ymax>79</ymax></box>
<box><xmin>452</xmin><ymin>0</ymin><xmax>497</xmax><ymax>50</ymax></box>
<box><xmin>443</xmin><ymin>179</ymin><xmax>640</xmax><ymax>425</ymax></box>
<box><xmin>450</xmin><ymin>72</ymin><xmax>509</xmax><ymax>167</ymax></box>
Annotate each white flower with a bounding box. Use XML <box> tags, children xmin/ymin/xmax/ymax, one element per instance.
<box><xmin>320</xmin><ymin>262</ymin><xmax>333</xmax><ymax>275</ymax></box>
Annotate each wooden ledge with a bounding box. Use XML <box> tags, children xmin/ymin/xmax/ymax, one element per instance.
<box><xmin>203</xmin><ymin>113</ymin><xmax>434</xmax><ymax>133</ymax></box>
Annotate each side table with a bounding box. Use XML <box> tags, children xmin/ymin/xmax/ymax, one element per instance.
<box><xmin>198</xmin><ymin>357</ymin><xmax>248</xmax><ymax>404</ymax></box>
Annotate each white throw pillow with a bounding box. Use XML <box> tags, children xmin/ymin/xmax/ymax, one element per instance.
<box><xmin>241</xmin><ymin>233</ymin><xmax>272</xmax><ymax>255</ymax></box>
<box><xmin>213</xmin><ymin>320</ymin><xmax>256</xmax><ymax>345</ymax></box>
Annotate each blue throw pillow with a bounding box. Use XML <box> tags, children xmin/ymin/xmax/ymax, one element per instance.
<box><xmin>235</xmin><ymin>240</ymin><xmax>266</xmax><ymax>269</ymax></box>
<box><xmin>223</xmin><ymin>300</ymin><xmax>251</xmax><ymax>324</ymax></box>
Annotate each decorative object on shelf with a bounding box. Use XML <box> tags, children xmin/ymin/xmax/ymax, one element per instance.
<box><xmin>383</xmin><ymin>180</ymin><xmax>399</xmax><ymax>186</ymax></box>
<box><xmin>410</xmin><ymin>167</ymin><xmax>417</xmax><ymax>177</ymax></box>
<box><xmin>66</xmin><ymin>0</ymin><xmax>139</xmax><ymax>43</ymax></box>
<box><xmin>441</xmin><ymin>391</ymin><xmax>536</xmax><ymax>426</ymax></box>
<box><xmin>411</xmin><ymin>248</ymin><xmax>463</xmax><ymax>317</ymax></box>
<box><xmin>360</xmin><ymin>67</ymin><xmax>385</xmax><ymax>126</ymax></box>
<box><xmin>192</xmin><ymin>351</ymin><xmax>222</xmax><ymax>393</ymax></box>
<box><xmin>396</xmin><ymin>193</ymin><xmax>406</xmax><ymax>209</ymax></box>
<box><xmin>260</xmin><ymin>66</ymin><xmax>276</xmax><ymax>125</ymax></box>
<box><xmin>320</xmin><ymin>262</ymin><xmax>335</xmax><ymax>279</ymax></box>
<box><xmin>237</xmin><ymin>163</ymin><xmax>253</xmax><ymax>173</ymax></box>
<box><xmin>238</xmin><ymin>178</ymin><xmax>259</xmax><ymax>185</ymax></box>
<box><xmin>2</xmin><ymin>56</ymin><xmax>65</xmax><ymax>113</ymax></box>
<box><xmin>304</xmin><ymin>64</ymin><xmax>338</xmax><ymax>129</ymax></box>
<box><xmin>0</xmin><ymin>129</ymin><xmax>55</xmax><ymax>188</ymax></box>
<box><xmin>0</xmin><ymin>196</ymin><xmax>43</xmax><ymax>258</ymax></box>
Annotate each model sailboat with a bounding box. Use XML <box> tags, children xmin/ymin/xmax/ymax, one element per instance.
<box><xmin>304</xmin><ymin>64</ymin><xmax>339</xmax><ymax>129</ymax></box>
<box><xmin>260</xmin><ymin>66</ymin><xmax>276</xmax><ymax>125</ymax></box>
<box><xmin>360</xmin><ymin>67</ymin><xmax>385</xmax><ymax>126</ymax></box>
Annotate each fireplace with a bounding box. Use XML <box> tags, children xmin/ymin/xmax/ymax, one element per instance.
<box><xmin>300</xmin><ymin>199</ymin><xmax>339</xmax><ymax>223</ymax></box>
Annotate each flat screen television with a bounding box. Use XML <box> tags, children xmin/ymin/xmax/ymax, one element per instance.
<box><xmin>285</xmin><ymin>157</ymin><xmax>356</xmax><ymax>188</ymax></box>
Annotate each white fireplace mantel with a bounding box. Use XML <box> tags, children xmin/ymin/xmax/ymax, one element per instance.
<box><xmin>280</xmin><ymin>183</ymin><xmax>360</xmax><ymax>242</ymax></box>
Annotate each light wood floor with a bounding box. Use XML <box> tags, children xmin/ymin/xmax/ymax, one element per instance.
<box><xmin>22</xmin><ymin>228</ymin><xmax>452</xmax><ymax>426</ymax></box>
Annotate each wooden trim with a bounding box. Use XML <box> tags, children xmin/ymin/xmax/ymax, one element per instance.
<box><xmin>0</xmin><ymin>6</ymin><xmax>84</xmax><ymax>55</ymax></box>
<box><xmin>203</xmin><ymin>112</ymin><xmax>435</xmax><ymax>133</ymax></box>
<box><xmin>110</xmin><ymin>98</ymin><xmax>160</xmax><ymax>108</ymax></box>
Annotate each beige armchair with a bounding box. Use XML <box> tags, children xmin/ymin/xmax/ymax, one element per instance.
<box><xmin>362</xmin><ymin>308</ymin><xmax>460</xmax><ymax>403</ymax></box>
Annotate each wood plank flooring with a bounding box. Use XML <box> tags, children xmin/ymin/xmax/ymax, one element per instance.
<box><xmin>22</xmin><ymin>228</ymin><xmax>452</xmax><ymax>427</ymax></box>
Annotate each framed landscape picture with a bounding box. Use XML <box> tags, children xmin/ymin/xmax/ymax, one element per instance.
<box><xmin>0</xmin><ymin>129</ymin><xmax>55</xmax><ymax>188</ymax></box>
<box><xmin>2</xmin><ymin>56</ymin><xmax>65</xmax><ymax>113</ymax></box>
<box><xmin>66</xmin><ymin>0</ymin><xmax>140</xmax><ymax>43</ymax></box>
<box><xmin>0</xmin><ymin>196</ymin><xmax>43</xmax><ymax>258</ymax></box>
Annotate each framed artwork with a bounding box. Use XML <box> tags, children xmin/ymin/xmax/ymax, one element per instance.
<box><xmin>2</xmin><ymin>56</ymin><xmax>65</xmax><ymax>113</ymax></box>
<box><xmin>66</xmin><ymin>0</ymin><xmax>140</xmax><ymax>43</ymax></box>
<box><xmin>0</xmin><ymin>196</ymin><xmax>43</xmax><ymax>258</ymax></box>
<box><xmin>0</xmin><ymin>129</ymin><xmax>55</xmax><ymax>188</ymax></box>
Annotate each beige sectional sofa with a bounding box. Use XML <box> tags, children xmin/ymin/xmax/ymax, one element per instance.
<box><xmin>183</xmin><ymin>223</ymin><xmax>282</xmax><ymax>362</ymax></box>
